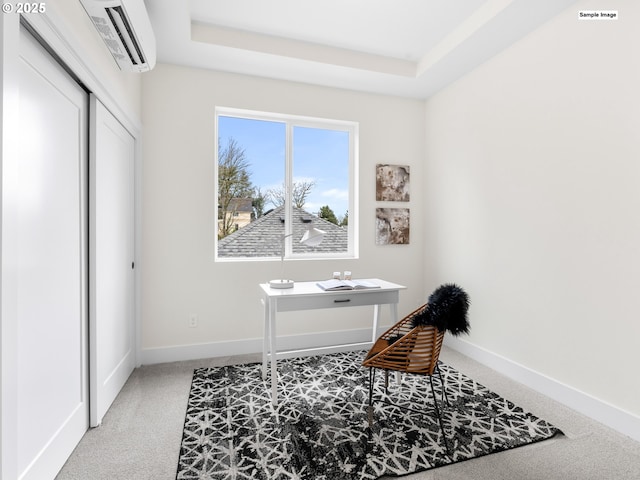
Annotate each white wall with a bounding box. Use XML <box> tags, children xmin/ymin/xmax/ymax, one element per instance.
<box><xmin>425</xmin><ymin>0</ymin><xmax>639</xmax><ymax>424</ymax></box>
<box><xmin>140</xmin><ymin>65</ymin><xmax>426</xmax><ymax>359</ymax></box>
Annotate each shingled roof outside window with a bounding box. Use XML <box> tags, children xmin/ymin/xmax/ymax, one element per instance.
<box><xmin>217</xmin><ymin>205</ymin><xmax>347</xmax><ymax>258</ymax></box>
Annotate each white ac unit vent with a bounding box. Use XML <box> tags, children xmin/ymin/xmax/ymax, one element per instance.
<box><xmin>80</xmin><ymin>0</ymin><xmax>156</xmax><ymax>73</ymax></box>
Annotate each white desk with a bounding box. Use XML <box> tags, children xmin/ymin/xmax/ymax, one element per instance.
<box><xmin>260</xmin><ymin>278</ymin><xmax>406</xmax><ymax>405</ymax></box>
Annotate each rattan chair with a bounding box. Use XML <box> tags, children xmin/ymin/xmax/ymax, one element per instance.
<box><xmin>362</xmin><ymin>284</ymin><xmax>470</xmax><ymax>455</ymax></box>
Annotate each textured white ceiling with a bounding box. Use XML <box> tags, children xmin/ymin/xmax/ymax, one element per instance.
<box><xmin>146</xmin><ymin>0</ymin><xmax>578</xmax><ymax>99</ymax></box>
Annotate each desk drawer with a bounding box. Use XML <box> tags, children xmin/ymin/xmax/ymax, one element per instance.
<box><xmin>276</xmin><ymin>289</ymin><xmax>399</xmax><ymax>312</ymax></box>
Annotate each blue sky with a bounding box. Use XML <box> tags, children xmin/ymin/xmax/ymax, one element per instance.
<box><xmin>218</xmin><ymin>116</ymin><xmax>349</xmax><ymax>218</ymax></box>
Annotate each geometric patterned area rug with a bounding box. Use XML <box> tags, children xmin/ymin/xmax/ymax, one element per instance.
<box><xmin>176</xmin><ymin>351</ymin><xmax>562</xmax><ymax>479</ymax></box>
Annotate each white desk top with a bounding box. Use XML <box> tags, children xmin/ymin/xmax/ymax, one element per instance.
<box><xmin>259</xmin><ymin>278</ymin><xmax>406</xmax><ymax>297</ymax></box>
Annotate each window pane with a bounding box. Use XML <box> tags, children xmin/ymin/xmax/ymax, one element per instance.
<box><xmin>217</xmin><ymin>116</ymin><xmax>285</xmax><ymax>258</ymax></box>
<box><xmin>292</xmin><ymin>126</ymin><xmax>349</xmax><ymax>254</ymax></box>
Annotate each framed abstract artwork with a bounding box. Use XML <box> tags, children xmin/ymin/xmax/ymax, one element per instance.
<box><xmin>375</xmin><ymin>164</ymin><xmax>410</xmax><ymax>202</ymax></box>
<box><xmin>375</xmin><ymin>208</ymin><xmax>410</xmax><ymax>245</ymax></box>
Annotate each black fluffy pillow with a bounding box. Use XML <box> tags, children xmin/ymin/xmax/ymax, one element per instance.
<box><xmin>412</xmin><ymin>284</ymin><xmax>470</xmax><ymax>336</ymax></box>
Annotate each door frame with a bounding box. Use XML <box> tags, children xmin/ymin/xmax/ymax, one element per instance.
<box><xmin>1</xmin><ymin>8</ymin><xmax>142</xmax><ymax>479</ymax></box>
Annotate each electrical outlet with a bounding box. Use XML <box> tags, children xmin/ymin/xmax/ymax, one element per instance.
<box><xmin>188</xmin><ymin>315</ymin><xmax>198</xmax><ymax>328</ymax></box>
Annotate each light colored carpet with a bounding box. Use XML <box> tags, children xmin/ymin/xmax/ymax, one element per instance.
<box><xmin>56</xmin><ymin>347</ymin><xmax>640</xmax><ymax>480</ymax></box>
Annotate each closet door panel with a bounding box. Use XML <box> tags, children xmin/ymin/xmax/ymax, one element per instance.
<box><xmin>17</xmin><ymin>29</ymin><xmax>89</xmax><ymax>479</ymax></box>
<box><xmin>89</xmin><ymin>96</ymin><xmax>136</xmax><ymax>427</ymax></box>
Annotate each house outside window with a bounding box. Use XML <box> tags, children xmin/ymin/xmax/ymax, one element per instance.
<box><xmin>215</xmin><ymin>107</ymin><xmax>358</xmax><ymax>261</ymax></box>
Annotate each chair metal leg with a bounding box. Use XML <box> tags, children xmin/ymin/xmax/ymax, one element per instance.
<box><xmin>368</xmin><ymin>367</ymin><xmax>375</xmax><ymax>427</ymax></box>
<box><xmin>429</xmin><ymin>374</ymin><xmax>451</xmax><ymax>456</ymax></box>
<box><xmin>368</xmin><ymin>366</ymin><xmax>453</xmax><ymax>457</ymax></box>
<box><xmin>436</xmin><ymin>363</ymin><xmax>450</xmax><ymax>407</ymax></box>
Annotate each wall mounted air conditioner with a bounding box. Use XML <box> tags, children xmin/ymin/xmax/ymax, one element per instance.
<box><xmin>80</xmin><ymin>0</ymin><xmax>156</xmax><ymax>72</ymax></box>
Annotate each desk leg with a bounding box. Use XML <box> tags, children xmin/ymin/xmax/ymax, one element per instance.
<box><xmin>390</xmin><ymin>301</ymin><xmax>399</xmax><ymax>324</ymax></box>
<box><xmin>262</xmin><ymin>298</ymin><xmax>269</xmax><ymax>380</ymax></box>
<box><xmin>269</xmin><ymin>300</ymin><xmax>278</xmax><ymax>406</ymax></box>
<box><xmin>391</xmin><ymin>302</ymin><xmax>401</xmax><ymax>385</ymax></box>
<box><xmin>372</xmin><ymin>304</ymin><xmax>381</xmax><ymax>342</ymax></box>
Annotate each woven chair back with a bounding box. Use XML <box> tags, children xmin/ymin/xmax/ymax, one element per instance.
<box><xmin>363</xmin><ymin>304</ymin><xmax>445</xmax><ymax>375</ymax></box>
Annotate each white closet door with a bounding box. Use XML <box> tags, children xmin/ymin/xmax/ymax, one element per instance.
<box><xmin>89</xmin><ymin>96</ymin><xmax>136</xmax><ymax>427</ymax></box>
<box><xmin>17</xmin><ymin>29</ymin><xmax>89</xmax><ymax>479</ymax></box>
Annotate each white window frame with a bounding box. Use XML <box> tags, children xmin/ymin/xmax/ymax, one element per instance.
<box><xmin>214</xmin><ymin>107</ymin><xmax>359</xmax><ymax>262</ymax></box>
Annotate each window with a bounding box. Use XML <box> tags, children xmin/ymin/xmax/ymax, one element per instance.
<box><xmin>215</xmin><ymin>107</ymin><xmax>358</xmax><ymax>261</ymax></box>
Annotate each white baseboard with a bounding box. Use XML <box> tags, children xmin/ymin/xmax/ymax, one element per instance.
<box><xmin>444</xmin><ymin>336</ymin><xmax>640</xmax><ymax>443</ymax></box>
<box><xmin>139</xmin><ymin>328</ymin><xmax>375</xmax><ymax>366</ymax></box>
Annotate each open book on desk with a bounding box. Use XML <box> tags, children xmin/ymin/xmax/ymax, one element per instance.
<box><xmin>316</xmin><ymin>279</ymin><xmax>381</xmax><ymax>291</ymax></box>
